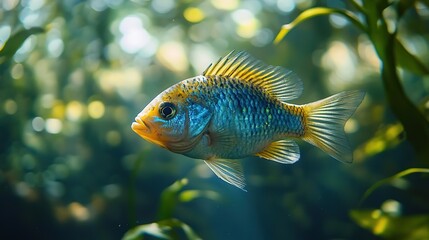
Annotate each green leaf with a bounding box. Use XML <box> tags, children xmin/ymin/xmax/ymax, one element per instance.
<box><xmin>347</xmin><ymin>0</ymin><xmax>367</xmax><ymax>14</ymax></box>
<box><xmin>395</xmin><ymin>38</ymin><xmax>429</xmax><ymax>75</ymax></box>
<box><xmin>362</xmin><ymin>0</ymin><xmax>390</xmax><ymax>17</ymax></box>
<box><xmin>0</xmin><ymin>27</ymin><xmax>44</xmax><ymax>63</ymax></box>
<box><xmin>122</xmin><ymin>218</ymin><xmax>202</xmax><ymax>240</ymax></box>
<box><xmin>274</xmin><ymin>7</ymin><xmax>365</xmax><ymax>44</ymax></box>
<box><xmin>350</xmin><ymin>209</ymin><xmax>429</xmax><ymax>239</ymax></box>
<box><xmin>360</xmin><ymin>168</ymin><xmax>429</xmax><ymax>204</ymax></box>
<box><xmin>179</xmin><ymin>190</ymin><xmax>221</xmax><ymax>202</ymax></box>
<box><xmin>157</xmin><ymin>178</ymin><xmax>189</xmax><ymax>220</ymax></box>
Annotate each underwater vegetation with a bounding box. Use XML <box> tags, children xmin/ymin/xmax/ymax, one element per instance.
<box><xmin>275</xmin><ymin>0</ymin><xmax>429</xmax><ymax>161</ymax></box>
<box><xmin>275</xmin><ymin>1</ymin><xmax>429</xmax><ymax>239</ymax></box>
<box><xmin>1</xmin><ymin>0</ymin><xmax>429</xmax><ymax>240</ymax></box>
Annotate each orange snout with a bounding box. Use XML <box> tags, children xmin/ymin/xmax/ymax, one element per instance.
<box><xmin>131</xmin><ymin>113</ymin><xmax>167</xmax><ymax>149</ymax></box>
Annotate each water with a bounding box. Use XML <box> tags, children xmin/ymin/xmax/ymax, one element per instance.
<box><xmin>1</xmin><ymin>1</ymin><xmax>429</xmax><ymax>239</ymax></box>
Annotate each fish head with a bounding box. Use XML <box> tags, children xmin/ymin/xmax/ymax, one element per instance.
<box><xmin>132</xmin><ymin>81</ymin><xmax>212</xmax><ymax>153</ymax></box>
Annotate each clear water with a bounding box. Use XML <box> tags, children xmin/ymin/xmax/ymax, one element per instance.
<box><xmin>1</xmin><ymin>1</ymin><xmax>429</xmax><ymax>239</ymax></box>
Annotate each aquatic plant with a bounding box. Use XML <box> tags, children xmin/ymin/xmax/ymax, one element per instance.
<box><xmin>123</xmin><ymin>177</ymin><xmax>220</xmax><ymax>240</ymax></box>
<box><xmin>122</xmin><ymin>218</ymin><xmax>200</xmax><ymax>240</ymax></box>
<box><xmin>350</xmin><ymin>208</ymin><xmax>429</xmax><ymax>240</ymax></box>
<box><xmin>359</xmin><ymin>167</ymin><xmax>429</xmax><ymax>204</ymax></box>
<box><xmin>275</xmin><ymin>2</ymin><xmax>429</xmax><ymax>238</ymax></box>
<box><xmin>274</xmin><ymin>0</ymin><xmax>429</xmax><ymax>161</ymax></box>
<box><xmin>351</xmin><ymin>168</ymin><xmax>429</xmax><ymax>239</ymax></box>
<box><xmin>0</xmin><ymin>27</ymin><xmax>44</xmax><ymax>65</ymax></box>
<box><xmin>1</xmin><ymin>1</ymin><xmax>427</xmax><ymax>239</ymax></box>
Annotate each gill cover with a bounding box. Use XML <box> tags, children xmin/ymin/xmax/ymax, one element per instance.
<box><xmin>164</xmin><ymin>101</ymin><xmax>212</xmax><ymax>153</ymax></box>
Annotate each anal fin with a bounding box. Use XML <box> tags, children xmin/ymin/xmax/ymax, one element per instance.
<box><xmin>204</xmin><ymin>158</ymin><xmax>246</xmax><ymax>191</ymax></box>
<box><xmin>255</xmin><ymin>139</ymin><xmax>300</xmax><ymax>164</ymax></box>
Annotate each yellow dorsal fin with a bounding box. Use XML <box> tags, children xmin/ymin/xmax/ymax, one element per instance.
<box><xmin>203</xmin><ymin>50</ymin><xmax>303</xmax><ymax>101</ymax></box>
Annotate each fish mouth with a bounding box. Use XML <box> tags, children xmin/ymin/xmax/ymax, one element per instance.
<box><xmin>131</xmin><ymin>117</ymin><xmax>167</xmax><ymax>148</ymax></box>
<box><xmin>132</xmin><ymin>117</ymin><xmax>150</xmax><ymax>132</ymax></box>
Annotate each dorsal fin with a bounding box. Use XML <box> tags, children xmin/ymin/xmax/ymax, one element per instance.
<box><xmin>203</xmin><ymin>50</ymin><xmax>303</xmax><ymax>101</ymax></box>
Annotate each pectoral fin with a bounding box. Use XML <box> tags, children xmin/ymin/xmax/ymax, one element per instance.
<box><xmin>255</xmin><ymin>139</ymin><xmax>300</xmax><ymax>164</ymax></box>
<box><xmin>204</xmin><ymin>158</ymin><xmax>246</xmax><ymax>191</ymax></box>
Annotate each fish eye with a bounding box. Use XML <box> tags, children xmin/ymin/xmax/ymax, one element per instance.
<box><xmin>159</xmin><ymin>102</ymin><xmax>177</xmax><ymax>120</ymax></box>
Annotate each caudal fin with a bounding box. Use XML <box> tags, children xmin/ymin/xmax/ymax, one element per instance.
<box><xmin>302</xmin><ymin>90</ymin><xmax>365</xmax><ymax>163</ymax></box>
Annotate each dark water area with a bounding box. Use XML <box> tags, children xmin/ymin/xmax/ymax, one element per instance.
<box><xmin>1</xmin><ymin>1</ymin><xmax>429</xmax><ymax>240</ymax></box>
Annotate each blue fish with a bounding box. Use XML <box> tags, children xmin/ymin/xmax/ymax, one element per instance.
<box><xmin>132</xmin><ymin>51</ymin><xmax>365</xmax><ymax>190</ymax></box>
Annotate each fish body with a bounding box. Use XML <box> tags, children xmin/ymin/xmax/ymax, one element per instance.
<box><xmin>132</xmin><ymin>51</ymin><xmax>365</xmax><ymax>190</ymax></box>
<box><xmin>166</xmin><ymin>75</ymin><xmax>304</xmax><ymax>160</ymax></box>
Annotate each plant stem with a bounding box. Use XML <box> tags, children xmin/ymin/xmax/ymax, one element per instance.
<box><xmin>381</xmin><ymin>32</ymin><xmax>429</xmax><ymax>160</ymax></box>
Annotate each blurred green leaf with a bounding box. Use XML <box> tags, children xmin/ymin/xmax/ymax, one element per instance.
<box><xmin>179</xmin><ymin>190</ymin><xmax>221</xmax><ymax>202</ymax></box>
<box><xmin>128</xmin><ymin>154</ymin><xmax>147</xmax><ymax>228</ymax></box>
<box><xmin>362</xmin><ymin>0</ymin><xmax>390</xmax><ymax>17</ymax></box>
<box><xmin>274</xmin><ymin>7</ymin><xmax>365</xmax><ymax>44</ymax></box>
<box><xmin>157</xmin><ymin>179</ymin><xmax>222</xmax><ymax>219</ymax></box>
<box><xmin>350</xmin><ymin>209</ymin><xmax>429</xmax><ymax>240</ymax></box>
<box><xmin>354</xmin><ymin>123</ymin><xmax>404</xmax><ymax>161</ymax></box>
<box><xmin>122</xmin><ymin>218</ymin><xmax>202</xmax><ymax>240</ymax></box>
<box><xmin>347</xmin><ymin>0</ymin><xmax>367</xmax><ymax>13</ymax></box>
<box><xmin>395</xmin><ymin>38</ymin><xmax>429</xmax><ymax>75</ymax></box>
<box><xmin>0</xmin><ymin>27</ymin><xmax>44</xmax><ymax>64</ymax></box>
<box><xmin>157</xmin><ymin>178</ymin><xmax>189</xmax><ymax>220</ymax></box>
<box><xmin>360</xmin><ymin>168</ymin><xmax>429</xmax><ymax>204</ymax></box>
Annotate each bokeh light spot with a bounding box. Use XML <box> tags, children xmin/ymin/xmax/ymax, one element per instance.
<box><xmin>321</xmin><ymin>41</ymin><xmax>357</xmax><ymax>90</ymax></box>
<box><xmin>329</xmin><ymin>14</ymin><xmax>348</xmax><ymax>28</ymax></box>
<box><xmin>4</xmin><ymin>99</ymin><xmax>18</xmax><ymax>115</ymax></box>
<box><xmin>381</xmin><ymin>199</ymin><xmax>401</xmax><ymax>216</ymax></box>
<box><xmin>51</xmin><ymin>101</ymin><xmax>65</xmax><ymax>119</ymax></box>
<box><xmin>345</xmin><ymin>118</ymin><xmax>359</xmax><ymax>133</ymax></box>
<box><xmin>45</xmin><ymin>118</ymin><xmax>62</xmax><ymax>134</ymax></box>
<box><xmin>11</xmin><ymin>63</ymin><xmax>24</xmax><ymax>79</ymax></box>
<box><xmin>106</xmin><ymin>130</ymin><xmax>121</xmax><ymax>146</ymax></box>
<box><xmin>277</xmin><ymin>0</ymin><xmax>295</xmax><ymax>13</ymax></box>
<box><xmin>26</xmin><ymin>0</ymin><xmax>46</xmax><ymax>11</ymax></box>
<box><xmin>0</xmin><ymin>25</ymin><xmax>12</xmax><ymax>46</ymax></box>
<box><xmin>88</xmin><ymin>101</ymin><xmax>105</xmax><ymax>119</ymax></box>
<box><xmin>32</xmin><ymin>117</ymin><xmax>45</xmax><ymax>132</ymax></box>
<box><xmin>119</xmin><ymin>15</ymin><xmax>152</xmax><ymax>54</ymax></box>
<box><xmin>66</xmin><ymin>101</ymin><xmax>85</xmax><ymax>121</ymax></box>
<box><xmin>151</xmin><ymin>0</ymin><xmax>175</xmax><ymax>13</ymax></box>
<box><xmin>68</xmin><ymin>202</ymin><xmax>90</xmax><ymax>221</ymax></box>
<box><xmin>232</xmin><ymin>9</ymin><xmax>260</xmax><ymax>38</ymax></box>
<box><xmin>157</xmin><ymin>42</ymin><xmax>189</xmax><ymax>72</ymax></box>
<box><xmin>211</xmin><ymin>0</ymin><xmax>239</xmax><ymax>10</ymax></box>
<box><xmin>96</xmin><ymin>68</ymin><xmax>142</xmax><ymax>100</ymax></box>
<box><xmin>184</xmin><ymin>7</ymin><xmax>205</xmax><ymax>23</ymax></box>
<box><xmin>89</xmin><ymin>0</ymin><xmax>107</xmax><ymax>12</ymax></box>
<box><xmin>47</xmin><ymin>38</ymin><xmax>64</xmax><ymax>58</ymax></box>
<box><xmin>358</xmin><ymin>35</ymin><xmax>381</xmax><ymax>69</ymax></box>
<box><xmin>2</xmin><ymin>0</ymin><xmax>20</xmax><ymax>10</ymax></box>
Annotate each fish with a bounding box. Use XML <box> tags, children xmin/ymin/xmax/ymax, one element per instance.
<box><xmin>132</xmin><ymin>50</ymin><xmax>365</xmax><ymax>190</ymax></box>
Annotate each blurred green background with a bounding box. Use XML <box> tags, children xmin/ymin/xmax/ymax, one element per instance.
<box><xmin>1</xmin><ymin>0</ymin><xmax>429</xmax><ymax>239</ymax></box>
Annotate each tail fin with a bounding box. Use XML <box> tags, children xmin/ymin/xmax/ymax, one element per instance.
<box><xmin>302</xmin><ymin>90</ymin><xmax>365</xmax><ymax>163</ymax></box>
